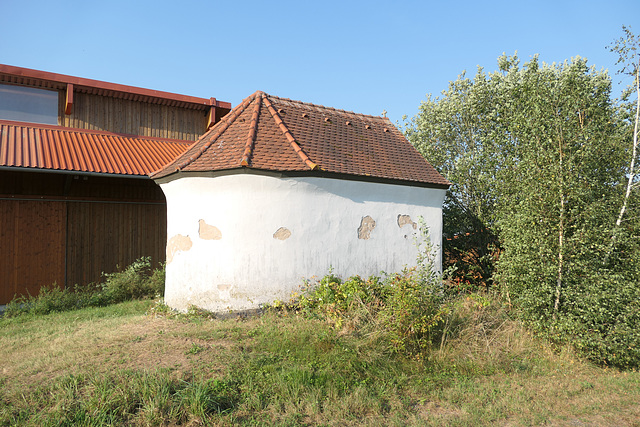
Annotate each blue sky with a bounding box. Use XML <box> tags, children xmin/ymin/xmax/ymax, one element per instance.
<box><xmin>1</xmin><ymin>0</ymin><xmax>638</xmax><ymax>125</ymax></box>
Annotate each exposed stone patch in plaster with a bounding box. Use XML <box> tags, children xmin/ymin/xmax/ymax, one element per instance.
<box><xmin>198</xmin><ymin>219</ymin><xmax>222</xmax><ymax>240</ymax></box>
<box><xmin>397</xmin><ymin>214</ymin><xmax>417</xmax><ymax>230</ymax></box>
<box><xmin>358</xmin><ymin>216</ymin><xmax>376</xmax><ymax>240</ymax></box>
<box><xmin>166</xmin><ymin>234</ymin><xmax>192</xmax><ymax>264</ymax></box>
<box><xmin>273</xmin><ymin>227</ymin><xmax>291</xmax><ymax>240</ymax></box>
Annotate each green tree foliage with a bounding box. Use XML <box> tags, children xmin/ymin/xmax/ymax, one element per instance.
<box><xmin>404</xmin><ymin>69</ymin><xmax>502</xmax><ymax>290</ymax></box>
<box><xmin>608</xmin><ymin>25</ymin><xmax>640</xmax><ymax>252</ymax></box>
<box><xmin>492</xmin><ymin>56</ymin><xmax>624</xmax><ymax>309</ymax></box>
<box><xmin>406</xmin><ymin>43</ymin><xmax>640</xmax><ymax>367</ymax></box>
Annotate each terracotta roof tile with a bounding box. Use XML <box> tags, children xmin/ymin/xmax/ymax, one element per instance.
<box><xmin>152</xmin><ymin>91</ymin><xmax>449</xmax><ymax>187</ymax></box>
<box><xmin>0</xmin><ymin>120</ymin><xmax>191</xmax><ymax>176</ymax></box>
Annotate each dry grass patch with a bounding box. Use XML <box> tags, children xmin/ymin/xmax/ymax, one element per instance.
<box><xmin>0</xmin><ymin>300</ymin><xmax>238</xmax><ymax>395</ymax></box>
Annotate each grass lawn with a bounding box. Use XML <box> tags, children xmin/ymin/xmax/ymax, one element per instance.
<box><xmin>1</xmin><ymin>299</ymin><xmax>639</xmax><ymax>426</ymax></box>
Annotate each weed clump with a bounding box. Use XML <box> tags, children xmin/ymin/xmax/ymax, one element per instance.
<box><xmin>4</xmin><ymin>257</ymin><xmax>164</xmax><ymax>318</ymax></box>
<box><xmin>99</xmin><ymin>257</ymin><xmax>165</xmax><ymax>304</ymax></box>
<box><xmin>272</xmin><ymin>223</ymin><xmax>512</xmax><ymax>362</ymax></box>
<box><xmin>283</xmin><ymin>270</ymin><xmax>444</xmax><ymax>358</ymax></box>
<box><xmin>268</xmin><ymin>219</ymin><xmax>540</xmax><ymax>368</ymax></box>
<box><xmin>1</xmin><ymin>370</ymin><xmax>240</xmax><ymax>426</ymax></box>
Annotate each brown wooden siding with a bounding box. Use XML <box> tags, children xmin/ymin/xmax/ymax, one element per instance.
<box><xmin>65</xmin><ymin>201</ymin><xmax>166</xmax><ymax>288</ymax></box>
<box><xmin>58</xmin><ymin>91</ymin><xmax>208</xmax><ymax>141</ymax></box>
<box><xmin>0</xmin><ymin>200</ymin><xmax>66</xmax><ymax>303</ymax></box>
<box><xmin>0</xmin><ymin>170</ymin><xmax>167</xmax><ymax>304</ymax></box>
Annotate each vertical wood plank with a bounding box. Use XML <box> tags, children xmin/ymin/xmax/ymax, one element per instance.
<box><xmin>0</xmin><ymin>200</ymin><xmax>66</xmax><ymax>304</ymax></box>
<box><xmin>64</xmin><ymin>93</ymin><xmax>206</xmax><ymax>140</ymax></box>
<box><xmin>0</xmin><ymin>200</ymin><xmax>17</xmax><ymax>303</ymax></box>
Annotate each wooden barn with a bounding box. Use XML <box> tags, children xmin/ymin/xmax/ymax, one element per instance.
<box><xmin>0</xmin><ymin>64</ymin><xmax>231</xmax><ymax>304</ymax></box>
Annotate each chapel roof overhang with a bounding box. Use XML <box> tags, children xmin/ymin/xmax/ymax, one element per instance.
<box><xmin>152</xmin><ymin>91</ymin><xmax>450</xmax><ymax>189</ymax></box>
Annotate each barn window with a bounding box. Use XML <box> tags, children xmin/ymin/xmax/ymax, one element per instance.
<box><xmin>0</xmin><ymin>83</ymin><xmax>58</xmax><ymax>125</ymax></box>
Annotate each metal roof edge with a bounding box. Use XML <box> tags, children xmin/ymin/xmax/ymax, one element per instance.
<box><xmin>0</xmin><ymin>63</ymin><xmax>232</xmax><ymax>109</ymax></box>
<box><xmin>0</xmin><ymin>165</ymin><xmax>153</xmax><ymax>179</ymax></box>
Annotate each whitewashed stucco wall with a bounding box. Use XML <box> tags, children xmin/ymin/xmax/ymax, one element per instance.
<box><xmin>160</xmin><ymin>174</ymin><xmax>446</xmax><ymax>313</ymax></box>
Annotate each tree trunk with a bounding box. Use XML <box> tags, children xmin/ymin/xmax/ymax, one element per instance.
<box><xmin>554</xmin><ymin>194</ymin><xmax>564</xmax><ymax>320</ymax></box>
<box><xmin>554</xmin><ymin>130</ymin><xmax>565</xmax><ymax>321</ymax></box>
<box><xmin>608</xmin><ymin>63</ymin><xmax>640</xmax><ymax>262</ymax></box>
<box><xmin>614</xmin><ymin>65</ymin><xmax>639</xmax><ymax>229</ymax></box>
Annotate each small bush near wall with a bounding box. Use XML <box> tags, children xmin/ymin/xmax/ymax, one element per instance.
<box><xmin>271</xmin><ymin>269</ymin><xmax>519</xmax><ymax>365</ymax></box>
<box><xmin>270</xmin><ymin>220</ymin><xmax>455</xmax><ymax>360</ymax></box>
<box><xmin>284</xmin><ymin>269</ymin><xmax>448</xmax><ymax>359</ymax></box>
<box><xmin>99</xmin><ymin>257</ymin><xmax>165</xmax><ymax>304</ymax></box>
<box><xmin>3</xmin><ymin>258</ymin><xmax>164</xmax><ymax>318</ymax></box>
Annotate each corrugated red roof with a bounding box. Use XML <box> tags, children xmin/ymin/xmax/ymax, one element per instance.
<box><xmin>152</xmin><ymin>91</ymin><xmax>450</xmax><ymax>187</ymax></box>
<box><xmin>0</xmin><ymin>120</ymin><xmax>192</xmax><ymax>176</ymax></box>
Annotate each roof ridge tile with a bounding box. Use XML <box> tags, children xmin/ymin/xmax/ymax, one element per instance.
<box><xmin>173</xmin><ymin>91</ymin><xmax>260</xmax><ymax>173</ymax></box>
<box><xmin>262</xmin><ymin>93</ymin><xmax>318</xmax><ymax>170</ymax></box>
<box><xmin>267</xmin><ymin>94</ymin><xmax>385</xmax><ymax>120</ymax></box>
<box><xmin>240</xmin><ymin>94</ymin><xmax>262</xmax><ymax>167</ymax></box>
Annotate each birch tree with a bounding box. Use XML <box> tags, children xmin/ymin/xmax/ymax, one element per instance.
<box><xmin>408</xmin><ymin>51</ymin><xmax>640</xmax><ymax>366</ymax></box>
<box><xmin>608</xmin><ymin>26</ymin><xmax>640</xmax><ymax>255</ymax></box>
<box><xmin>493</xmin><ymin>56</ymin><xmax>624</xmax><ymax>322</ymax></box>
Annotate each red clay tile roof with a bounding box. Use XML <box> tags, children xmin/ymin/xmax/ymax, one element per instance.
<box><xmin>0</xmin><ymin>120</ymin><xmax>192</xmax><ymax>176</ymax></box>
<box><xmin>152</xmin><ymin>91</ymin><xmax>450</xmax><ymax>187</ymax></box>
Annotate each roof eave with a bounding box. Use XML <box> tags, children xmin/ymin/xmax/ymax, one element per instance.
<box><xmin>0</xmin><ymin>166</ymin><xmax>153</xmax><ymax>179</ymax></box>
<box><xmin>0</xmin><ymin>63</ymin><xmax>232</xmax><ymax>110</ymax></box>
<box><xmin>152</xmin><ymin>167</ymin><xmax>451</xmax><ymax>189</ymax></box>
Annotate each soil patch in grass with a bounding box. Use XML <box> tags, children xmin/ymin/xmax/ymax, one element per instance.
<box><xmin>0</xmin><ymin>301</ymin><xmax>237</xmax><ymax>393</ymax></box>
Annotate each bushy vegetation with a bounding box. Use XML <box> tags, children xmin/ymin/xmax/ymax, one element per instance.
<box><xmin>3</xmin><ymin>257</ymin><xmax>164</xmax><ymax>318</ymax></box>
<box><xmin>267</xmin><ymin>226</ymin><xmax>504</xmax><ymax>365</ymax></box>
<box><xmin>280</xmin><ymin>270</ymin><xmax>447</xmax><ymax>358</ymax></box>
<box><xmin>268</xmin><ymin>224</ymin><xmax>456</xmax><ymax>360</ymax></box>
<box><xmin>406</xmin><ymin>27</ymin><xmax>640</xmax><ymax>368</ymax></box>
<box><xmin>278</xmin><ymin>270</ymin><xmax>523</xmax><ymax>365</ymax></box>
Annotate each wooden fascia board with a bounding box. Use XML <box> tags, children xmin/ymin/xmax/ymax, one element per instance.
<box><xmin>0</xmin><ymin>63</ymin><xmax>232</xmax><ymax>110</ymax></box>
<box><xmin>65</xmin><ymin>83</ymin><xmax>73</xmax><ymax>115</ymax></box>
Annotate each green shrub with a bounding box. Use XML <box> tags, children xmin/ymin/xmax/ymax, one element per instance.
<box><xmin>289</xmin><ymin>268</ymin><xmax>450</xmax><ymax>359</ymax></box>
<box><xmin>499</xmin><ymin>226</ymin><xmax>640</xmax><ymax>369</ymax></box>
<box><xmin>3</xmin><ymin>258</ymin><xmax>165</xmax><ymax>318</ymax></box>
<box><xmin>378</xmin><ymin>269</ymin><xmax>449</xmax><ymax>356</ymax></box>
<box><xmin>543</xmin><ymin>269</ymin><xmax>640</xmax><ymax>369</ymax></box>
<box><xmin>274</xmin><ymin>221</ymin><xmax>454</xmax><ymax>359</ymax></box>
<box><xmin>100</xmin><ymin>257</ymin><xmax>164</xmax><ymax>303</ymax></box>
<box><xmin>292</xmin><ymin>274</ymin><xmax>386</xmax><ymax>325</ymax></box>
<box><xmin>4</xmin><ymin>283</ymin><xmax>98</xmax><ymax>317</ymax></box>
